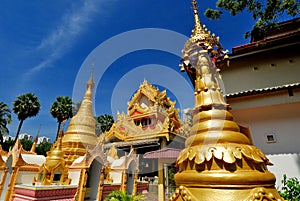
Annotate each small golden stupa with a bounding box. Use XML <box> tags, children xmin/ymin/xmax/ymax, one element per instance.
<box><xmin>62</xmin><ymin>73</ymin><xmax>98</xmax><ymax>166</ymax></box>
<box><xmin>35</xmin><ymin>131</ymin><xmax>70</xmax><ymax>185</ymax></box>
<box><xmin>171</xmin><ymin>1</ymin><xmax>284</xmax><ymax>200</ymax></box>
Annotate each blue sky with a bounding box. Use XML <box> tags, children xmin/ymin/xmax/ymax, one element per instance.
<box><xmin>0</xmin><ymin>0</ymin><xmax>259</xmax><ymax>141</ymax></box>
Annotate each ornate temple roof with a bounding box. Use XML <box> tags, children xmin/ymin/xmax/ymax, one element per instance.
<box><xmin>104</xmin><ymin>80</ymin><xmax>183</xmax><ymax>143</ymax></box>
<box><xmin>128</xmin><ymin>80</ymin><xmax>177</xmax><ymax>117</ymax></box>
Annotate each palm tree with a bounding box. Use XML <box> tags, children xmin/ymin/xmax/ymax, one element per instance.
<box><xmin>96</xmin><ymin>114</ymin><xmax>114</xmax><ymax>134</ymax></box>
<box><xmin>13</xmin><ymin>93</ymin><xmax>40</xmax><ymax>145</ymax></box>
<box><xmin>0</xmin><ymin>101</ymin><xmax>12</xmax><ymax>145</ymax></box>
<box><xmin>50</xmin><ymin>96</ymin><xmax>73</xmax><ymax>140</ymax></box>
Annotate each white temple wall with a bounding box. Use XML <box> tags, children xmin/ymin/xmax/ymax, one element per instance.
<box><xmin>230</xmin><ymin>101</ymin><xmax>300</xmax><ymax>155</ymax></box>
<box><xmin>68</xmin><ymin>170</ymin><xmax>81</xmax><ymax>185</ymax></box>
<box><xmin>229</xmin><ymin>101</ymin><xmax>300</xmax><ymax>189</ymax></box>
<box><xmin>267</xmin><ymin>153</ymin><xmax>300</xmax><ymax>189</ymax></box>
<box><xmin>16</xmin><ymin>171</ymin><xmax>37</xmax><ymax>184</ymax></box>
<box><xmin>110</xmin><ymin>171</ymin><xmax>122</xmax><ymax>184</ymax></box>
<box><xmin>222</xmin><ymin>51</ymin><xmax>300</xmax><ymax>95</ymax></box>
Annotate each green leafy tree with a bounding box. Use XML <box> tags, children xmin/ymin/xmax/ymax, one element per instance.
<box><xmin>2</xmin><ymin>139</ymin><xmax>14</xmax><ymax>152</ymax></box>
<box><xmin>0</xmin><ymin>101</ymin><xmax>12</xmax><ymax>145</ymax></box>
<box><xmin>36</xmin><ymin>142</ymin><xmax>52</xmax><ymax>156</ymax></box>
<box><xmin>50</xmin><ymin>96</ymin><xmax>73</xmax><ymax>140</ymax></box>
<box><xmin>96</xmin><ymin>114</ymin><xmax>114</xmax><ymax>134</ymax></box>
<box><xmin>20</xmin><ymin>138</ymin><xmax>33</xmax><ymax>151</ymax></box>
<box><xmin>203</xmin><ymin>0</ymin><xmax>300</xmax><ymax>37</ymax></box>
<box><xmin>13</xmin><ymin>93</ymin><xmax>40</xmax><ymax>145</ymax></box>
<box><xmin>278</xmin><ymin>174</ymin><xmax>300</xmax><ymax>201</ymax></box>
<box><xmin>104</xmin><ymin>190</ymin><xmax>145</xmax><ymax>201</ymax></box>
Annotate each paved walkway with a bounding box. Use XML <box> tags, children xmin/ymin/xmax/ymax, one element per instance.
<box><xmin>144</xmin><ymin>184</ymin><xmax>158</xmax><ymax>201</ymax></box>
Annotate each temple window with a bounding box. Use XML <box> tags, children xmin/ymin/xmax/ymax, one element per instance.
<box><xmin>134</xmin><ymin>120</ymin><xmax>141</xmax><ymax>126</ymax></box>
<box><xmin>53</xmin><ymin>172</ymin><xmax>62</xmax><ymax>182</ymax></box>
<box><xmin>135</xmin><ymin>118</ymin><xmax>154</xmax><ymax>127</ymax></box>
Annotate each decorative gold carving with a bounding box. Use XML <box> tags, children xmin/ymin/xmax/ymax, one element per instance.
<box><xmin>34</xmin><ymin>135</ymin><xmax>70</xmax><ymax>185</ymax></box>
<box><xmin>245</xmin><ymin>187</ymin><xmax>285</xmax><ymax>201</ymax></box>
<box><xmin>177</xmin><ymin>144</ymin><xmax>271</xmax><ymax>166</ymax></box>
<box><xmin>169</xmin><ymin>186</ymin><xmax>192</xmax><ymax>201</ymax></box>
<box><xmin>0</xmin><ymin>145</ymin><xmax>7</xmax><ymax>167</ymax></box>
<box><xmin>107</xmin><ymin>145</ymin><xmax>118</xmax><ymax>160</ymax></box>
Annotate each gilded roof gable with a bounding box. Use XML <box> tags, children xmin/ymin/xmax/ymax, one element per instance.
<box><xmin>127</xmin><ymin>80</ymin><xmax>177</xmax><ymax>117</ymax></box>
<box><xmin>104</xmin><ymin>80</ymin><xmax>184</xmax><ymax>143</ymax></box>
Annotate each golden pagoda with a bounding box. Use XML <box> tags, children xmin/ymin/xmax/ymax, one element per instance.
<box><xmin>35</xmin><ymin>131</ymin><xmax>70</xmax><ymax>185</ymax></box>
<box><xmin>170</xmin><ymin>1</ymin><xmax>284</xmax><ymax>200</ymax></box>
<box><xmin>62</xmin><ymin>73</ymin><xmax>98</xmax><ymax>166</ymax></box>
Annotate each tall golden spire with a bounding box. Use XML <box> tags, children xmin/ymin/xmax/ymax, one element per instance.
<box><xmin>30</xmin><ymin>135</ymin><xmax>38</xmax><ymax>153</ymax></box>
<box><xmin>171</xmin><ymin>1</ymin><xmax>284</xmax><ymax>200</ymax></box>
<box><xmin>191</xmin><ymin>0</ymin><xmax>205</xmax><ymax>39</ymax></box>
<box><xmin>62</xmin><ymin>71</ymin><xmax>97</xmax><ymax>166</ymax></box>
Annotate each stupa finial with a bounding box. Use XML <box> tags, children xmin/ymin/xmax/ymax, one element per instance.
<box><xmin>191</xmin><ymin>0</ymin><xmax>203</xmax><ymax>38</ymax></box>
<box><xmin>86</xmin><ymin>66</ymin><xmax>94</xmax><ymax>98</ymax></box>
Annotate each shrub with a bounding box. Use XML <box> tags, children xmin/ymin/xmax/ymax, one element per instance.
<box><xmin>104</xmin><ymin>190</ymin><xmax>145</xmax><ymax>201</ymax></box>
<box><xmin>278</xmin><ymin>174</ymin><xmax>300</xmax><ymax>201</ymax></box>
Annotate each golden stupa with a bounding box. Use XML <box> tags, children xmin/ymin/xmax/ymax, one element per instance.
<box><xmin>171</xmin><ymin>1</ymin><xmax>284</xmax><ymax>200</ymax></box>
<box><xmin>35</xmin><ymin>131</ymin><xmax>70</xmax><ymax>185</ymax></box>
<box><xmin>62</xmin><ymin>73</ymin><xmax>98</xmax><ymax>166</ymax></box>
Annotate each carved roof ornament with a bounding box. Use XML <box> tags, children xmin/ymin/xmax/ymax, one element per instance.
<box><xmin>128</xmin><ymin>79</ymin><xmax>177</xmax><ymax>116</ymax></box>
<box><xmin>171</xmin><ymin>1</ymin><xmax>284</xmax><ymax>200</ymax></box>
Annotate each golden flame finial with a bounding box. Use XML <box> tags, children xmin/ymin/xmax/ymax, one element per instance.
<box><xmin>191</xmin><ymin>0</ymin><xmax>203</xmax><ymax>38</ymax></box>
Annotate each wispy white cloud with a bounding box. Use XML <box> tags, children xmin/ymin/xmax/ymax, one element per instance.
<box><xmin>28</xmin><ymin>0</ymin><xmax>109</xmax><ymax>74</ymax></box>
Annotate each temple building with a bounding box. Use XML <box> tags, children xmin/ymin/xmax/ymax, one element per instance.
<box><xmin>103</xmin><ymin>79</ymin><xmax>186</xmax><ymax>200</ymax></box>
<box><xmin>0</xmin><ymin>74</ymin><xmax>185</xmax><ymax>201</ymax></box>
<box><xmin>222</xmin><ymin>17</ymin><xmax>300</xmax><ymax>187</ymax></box>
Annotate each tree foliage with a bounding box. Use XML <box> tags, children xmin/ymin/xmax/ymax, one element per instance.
<box><xmin>96</xmin><ymin>114</ymin><xmax>114</xmax><ymax>134</ymax></box>
<box><xmin>0</xmin><ymin>101</ymin><xmax>12</xmax><ymax>145</ymax></box>
<box><xmin>36</xmin><ymin>142</ymin><xmax>52</xmax><ymax>156</ymax></box>
<box><xmin>2</xmin><ymin>139</ymin><xmax>14</xmax><ymax>152</ymax></box>
<box><xmin>204</xmin><ymin>0</ymin><xmax>300</xmax><ymax>37</ymax></box>
<box><xmin>278</xmin><ymin>174</ymin><xmax>300</xmax><ymax>201</ymax></box>
<box><xmin>13</xmin><ymin>93</ymin><xmax>40</xmax><ymax>144</ymax></box>
<box><xmin>50</xmin><ymin>96</ymin><xmax>73</xmax><ymax>140</ymax></box>
<box><xmin>20</xmin><ymin>139</ymin><xmax>33</xmax><ymax>151</ymax></box>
